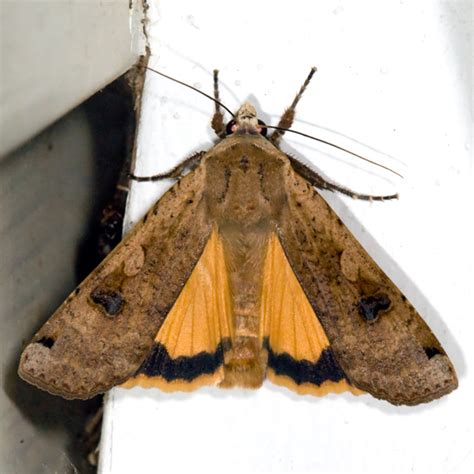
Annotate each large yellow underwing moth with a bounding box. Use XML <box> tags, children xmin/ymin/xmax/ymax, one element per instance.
<box><xmin>18</xmin><ymin>68</ymin><xmax>458</xmax><ymax>405</ymax></box>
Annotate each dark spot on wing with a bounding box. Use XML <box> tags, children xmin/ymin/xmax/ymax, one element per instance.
<box><xmin>90</xmin><ymin>287</ymin><xmax>124</xmax><ymax>316</ymax></box>
<box><xmin>37</xmin><ymin>336</ymin><xmax>55</xmax><ymax>349</ymax></box>
<box><xmin>358</xmin><ymin>293</ymin><xmax>391</xmax><ymax>323</ymax></box>
<box><xmin>424</xmin><ymin>347</ymin><xmax>442</xmax><ymax>359</ymax></box>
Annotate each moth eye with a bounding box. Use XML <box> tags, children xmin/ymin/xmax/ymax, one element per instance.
<box><xmin>358</xmin><ymin>293</ymin><xmax>391</xmax><ymax>323</ymax></box>
<box><xmin>225</xmin><ymin>120</ymin><xmax>237</xmax><ymax>135</ymax></box>
<box><xmin>257</xmin><ymin>119</ymin><xmax>268</xmax><ymax>137</ymax></box>
<box><xmin>90</xmin><ymin>287</ymin><xmax>124</xmax><ymax>316</ymax></box>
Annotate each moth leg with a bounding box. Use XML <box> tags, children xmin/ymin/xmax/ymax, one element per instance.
<box><xmin>288</xmin><ymin>155</ymin><xmax>398</xmax><ymax>201</ymax></box>
<box><xmin>129</xmin><ymin>151</ymin><xmax>205</xmax><ymax>182</ymax></box>
<box><xmin>270</xmin><ymin>67</ymin><xmax>317</xmax><ymax>146</ymax></box>
<box><xmin>211</xmin><ymin>69</ymin><xmax>226</xmax><ymax>138</ymax></box>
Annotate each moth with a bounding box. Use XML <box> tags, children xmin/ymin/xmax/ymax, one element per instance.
<box><xmin>19</xmin><ymin>67</ymin><xmax>458</xmax><ymax>405</ymax></box>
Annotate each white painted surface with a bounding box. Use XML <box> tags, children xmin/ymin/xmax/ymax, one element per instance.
<box><xmin>100</xmin><ymin>1</ymin><xmax>473</xmax><ymax>473</ymax></box>
<box><xmin>0</xmin><ymin>0</ymin><xmax>144</xmax><ymax>158</ymax></box>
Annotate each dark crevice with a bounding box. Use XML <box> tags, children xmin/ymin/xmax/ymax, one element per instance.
<box><xmin>75</xmin><ymin>72</ymin><xmax>137</xmax><ymax>281</ymax></box>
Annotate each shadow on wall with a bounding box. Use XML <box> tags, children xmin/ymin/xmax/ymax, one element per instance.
<box><xmin>2</xmin><ymin>73</ymin><xmax>136</xmax><ymax>473</ymax></box>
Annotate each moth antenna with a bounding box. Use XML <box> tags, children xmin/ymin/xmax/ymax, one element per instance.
<box><xmin>143</xmin><ymin>66</ymin><xmax>235</xmax><ymax>118</ymax></box>
<box><xmin>266</xmin><ymin>124</ymin><xmax>403</xmax><ymax>179</ymax></box>
<box><xmin>270</xmin><ymin>67</ymin><xmax>317</xmax><ymax>146</ymax></box>
<box><xmin>211</xmin><ymin>69</ymin><xmax>226</xmax><ymax>137</ymax></box>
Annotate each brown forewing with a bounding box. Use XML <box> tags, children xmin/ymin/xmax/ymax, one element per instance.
<box><xmin>278</xmin><ymin>166</ymin><xmax>458</xmax><ymax>405</ymax></box>
<box><xmin>18</xmin><ymin>167</ymin><xmax>212</xmax><ymax>399</ymax></box>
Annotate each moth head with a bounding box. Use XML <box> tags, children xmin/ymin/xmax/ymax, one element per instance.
<box><xmin>226</xmin><ymin>101</ymin><xmax>267</xmax><ymax>137</ymax></box>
